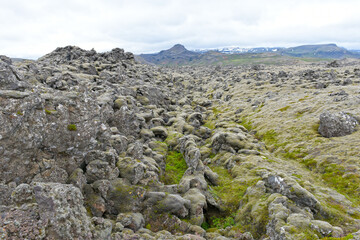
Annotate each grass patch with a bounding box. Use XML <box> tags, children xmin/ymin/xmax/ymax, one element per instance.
<box><xmin>161</xmin><ymin>151</ymin><xmax>187</xmax><ymax>185</ymax></box>
<box><xmin>302</xmin><ymin>158</ymin><xmax>317</xmax><ymax>171</ymax></box>
<box><xmin>317</xmin><ymin>162</ymin><xmax>360</xmax><ymax>205</ymax></box>
<box><xmin>321</xmin><ymin>234</ymin><xmax>354</xmax><ymax>240</ymax></box>
<box><xmin>277</xmin><ymin>106</ymin><xmax>290</xmax><ymax>112</ymax></box>
<box><xmin>257</xmin><ymin>129</ymin><xmax>278</xmax><ymax>145</ymax></box>
<box><xmin>311</xmin><ymin>122</ymin><xmax>320</xmax><ymax>133</ymax></box>
<box><xmin>67</xmin><ymin>124</ymin><xmax>77</xmax><ymax>131</ymax></box>
<box><xmin>210</xmin><ymin>166</ymin><xmax>259</xmax><ymax>213</ymax></box>
<box><xmin>240</xmin><ymin>118</ymin><xmax>253</xmax><ymax>131</ymax></box>
<box><xmin>212</xmin><ymin>107</ymin><xmax>221</xmax><ymax>116</ymax></box>
<box><xmin>298</xmin><ymin>96</ymin><xmax>309</xmax><ymax>102</ymax></box>
<box><xmin>204</xmin><ymin>120</ymin><xmax>216</xmax><ymax>130</ymax></box>
<box><xmin>209</xmin><ymin>214</ymin><xmax>235</xmax><ymax>229</ymax></box>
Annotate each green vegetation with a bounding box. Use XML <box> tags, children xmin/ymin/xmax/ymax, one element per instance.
<box><xmin>16</xmin><ymin>110</ymin><xmax>23</xmax><ymax>116</ymax></box>
<box><xmin>318</xmin><ymin>162</ymin><xmax>360</xmax><ymax>205</ymax></box>
<box><xmin>152</xmin><ymin>141</ymin><xmax>168</xmax><ymax>156</ymax></box>
<box><xmin>321</xmin><ymin>234</ymin><xmax>354</xmax><ymax>240</ymax></box>
<box><xmin>212</xmin><ymin>107</ymin><xmax>221</xmax><ymax>116</ymax></box>
<box><xmin>209</xmin><ymin>166</ymin><xmax>259</xmax><ymax>213</ymax></box>
<box><xmin>240</xmin><ymin>118</ymin><xmax>253</xmax><ymax>131</ymax></box>
<box><xmin>277</xmin><ymin>105</ymin><xmax>290</xmax><ymax>112</ymax></box>
<box><xmin>67</xmin><ymin>124</ymin><xmax>77</xmax><ymax>131</ymax></box>
<box><xmin>302</xmin><ymin>158</ymin><xmax>317</xmax><ymax>171</ymax></box>
<box><xmin>44</xmin><ymin>109</ymin><xmax>57</xmax><ymax>115</ymax></box>
<box><xmin>209</xmin><ymin>214</ymin><xmax>235</xmax><ymax>229</ymax></box>
<box><xmin>203</xmin><ymin>120</ymin><xmax>216</xmax><ymax>130</ymax></box>
<box><xmin>45</xmin><ymin>109</ymin><xmax>52</xmax><ymax>115</ymax></box>
<box><xmin>161</xmin><ymin>151</ymin><xmax>187</xmax><ymax>185</ymax></box>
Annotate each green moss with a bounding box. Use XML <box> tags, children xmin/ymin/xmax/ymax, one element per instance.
<box><xmin>282</xmin><ymin>148</ymin><xmax>305</xmax><ymax>160</ymax></box>
<box><xmin>152</xmin><ymin>141</ymin><xmax>168</xmax><ymax>156</ymax></box>
<box><xmin>212</xmin><ymin>107</ymin><xmax>221</xmax><ymax>116</ymax></box>
<box><xmin>240</xmin><ymin>118</ymin><xmax>253</xmax><ymax>131</ymax></box>
<box><xmin>201</xmin><ymin>221</ymin><xmax>210</xmax><ymax>230</ymax></box>
<box><xmin>67</xmin><ymin>124</ymin><xmax>77</xmax><ymax>131</ymax></box>
<box><xmin>203</xmin><ymin>121</ymin><xmax>216</xmax><ymax>130</ymax></box>
<box><xmin>298</xmin><ymin>96</ymin><xmax>309</xmax><ymax>102</ymax></box>
<box><xmin>302</xmin><ymin>158</ymin><xmax>317</xmax><ymax>170</ymax></box>
<box><xmin>16</xmin><ymin>110</ymin><xmax>23</xmax><ymax>116</ymax></box>
<box><xmin>161</xmin><ymin>151</ymin><xmax>187</xmax><ymax>185</ymax></box>
<box><xmin>210</xmin><ymin>215</ymin><xmax>235</xmax><ymax>229</ymax></box>
<box><xmin>321</xmin><ymin>234</ymin><xmax>354</xmax><ymax>240</ymax></box>
<box><xmin>317</xmin><ymin>162</ymin><xmax>360</xmax><ymax>205</ymax></box>
<box><xmin>45</xmin><ymin>109</ymin><xmax>53</xmax><ymax>115</ymax></box>
<box><xmin>165</xmin><ymin>132</ymin><xmax>183</xmax><ymax>148</ymax></box>
<box><xmin>145</xmin><ymin>223</ymin><xmax>151</xmax><ymax>230</ymax></box>
<box><xmin>210</xmin><ymin>166</ymin><xmax>260</xmax><ymax>213</ymax></box>
<box><xmin>292</xmin><ymin>174</ymin><xmax>302</xmax><ymax>179</ymax></box>
<box><xmin>277</xmin><ymin>106</ymin><xmax>290</xmax><ymax>112</ymax></box>
<box><xmin>311</xmin><ymin>122</ymin><xmax>320</xmax><ymax>133</ymax></box>
<box><xmin>209</xmin><ymin>152</ymin><xmax>216</xmax><ymax>159</ymax></box>
<box><xmin>257</xmin><ymin>129</ymin><xmax>278</xmax><ymax>145</ymax></box>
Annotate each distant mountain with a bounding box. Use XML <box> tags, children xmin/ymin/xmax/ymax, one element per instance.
<box><xmin>194</xmin><ymin>46</ymin><xmax>284</xmax><ymax>54</ymax></box>
<box><xmin>139</xmin><ymin>44</ymin><xmax>200</xmax><ymax>65</ymax></box>
<box><xmin>11</xmin><ymin>58</ymin><xmax>34</xmax><ymax>62</ymax></box>
<box><xmin>280</xmin><ymin>44</ymin><xmax>359</xmax><ymax>59</ymax></box>
<box><xmin>138</xmin><ymin>43</ymin><xmax>360</xmax><ymax>66</ymax></box>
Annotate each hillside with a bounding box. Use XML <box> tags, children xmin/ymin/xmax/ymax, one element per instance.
<box><xmin>281</xmin><ymin>43</ymin><xmax>359</xmax><ymax>58</ymax></box>
<box><xmin>1</xmin><ymin>46</ymin><xmax>360</xmax><ymax>239</ymax></box>
<box><xmin>138</xmin><ymin>44</ymin><xmax>360</xmax><ymax>66</ymax></box>
<box><xmin>139</xmin><ymin>44</ymin><xmax>201</xmax><ymax>65</ymax></box>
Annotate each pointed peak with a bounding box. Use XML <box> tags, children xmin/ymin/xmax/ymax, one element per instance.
<box><xmin>168</xmin><ymin>44</ymin><xmax>187</xmax><ymax>52</ymax></box>
<box><xmin>171</xmin><ymin>44</ymin><xmax>186</xmax><ymax>49</ymax></box>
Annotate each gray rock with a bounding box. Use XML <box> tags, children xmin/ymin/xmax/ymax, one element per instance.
<box><xmin>264</xmin><ymin>174</ymin><xmax>321</xmax><ymax>212</ymax></box>
<box><xmin>1</xmin><ymin>182</ymin><xmax>93</xmax><ymax>239</ymax></box>
<box><xmin>0</xmin><ymin>183</ymin><xmax>15</xmax><ymax>205</ymax></box>
<box><xmin>86</xmin><ymin>160</ymin><xmax>119</xmax><ymax>183</ymax></box>
<box><xmin>179</xmin><ymin>135</ymin><xmax>201</xmax><ymax>170</ymax></box>
<box><xmin>106</xmin><ymin>178</ymin><xmax>146</xmax><ymax>214</ymax></box>
<box><xmin>318</xmin><ymin>111</ymin><xmax>358</xmax><ymax>137</ymax></box>
<box><xmin>116</xmin><ymin>212</ymin><xmax>145</xmax><ymax>232</ymax></box>
<box><xmin>117</xmin><ymin>157</ymin><xmax>146</xmax><ymax>184</ymax></box>
<box><xmin>11</xmin><ymin>183</ymin><xmax>33</xmax><ymax>205</ymax></box>
<box><xmin>143</xmin><ymin>192</ymin><xmax>191</xmax><ymax>218</ymax></box>
<box><xmin>151</xmin><ymin>126</ymin><xmax>168</xmax><ymax>139</ymax></box>
<box><xmin>92</xmin><ymin>217</ymin><xmax>113</xmax><ymax>239</ymax></box>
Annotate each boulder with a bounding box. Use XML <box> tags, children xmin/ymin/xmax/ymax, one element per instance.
<box><xmin>116</xmin><ymin>212</ymin><xmax>145</xmax><ymax>232</ymax></box>
<box><xmin>1</xmin><ymin>183</ymin><xmax>93</xmax><ymax>239</ymax></box>
<box><xmin>318</xmin><ymin>111</ymin><xmax>358</xmax><ymax>137</ymax></box>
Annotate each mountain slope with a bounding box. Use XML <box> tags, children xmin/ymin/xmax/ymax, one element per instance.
<box><xmin>138</xmin><ymin>43</ymin><xmax>360</xmax><ymax>66</ymax></box>
<box><xmin>281</xmin><ymin>43</ymin><xmax>359</xmax><ymax>58</ymax></box>
<box><xmin>139</xmin><ymin>44</ymin><xmax>201</xmax><ymax>65</ymax></box>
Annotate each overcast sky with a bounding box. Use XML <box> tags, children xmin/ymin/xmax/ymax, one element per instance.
<box><xmin>1</xmin><ymin>0</ymin><xmax>360</xmax><ymax>58</ymax></box>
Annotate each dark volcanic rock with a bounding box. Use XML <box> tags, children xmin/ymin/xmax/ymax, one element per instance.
<box><xmin>318</xmin><ymin>111</ymin><xmax>358</xmax><ymax>137</ymax></box>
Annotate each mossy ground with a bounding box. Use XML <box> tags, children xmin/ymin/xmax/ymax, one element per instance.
<box><xmin>204</xmin><ymin>164</ymin><xmax>260</xmax><ymax>231</ymax></box>
<box><xmin>161</xmin><ymin>151</ymin><xmax>187</xmax><ymax>185</ymax></box>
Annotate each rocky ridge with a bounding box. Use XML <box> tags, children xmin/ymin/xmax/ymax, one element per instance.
<box><xmin>1</xmin><ymin>46</ymin><xmax>360</xmax><ymax>239</ymax></box>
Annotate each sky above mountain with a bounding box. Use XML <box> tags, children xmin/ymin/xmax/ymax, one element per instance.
<box><xmin>1</xmin><ymin>0</ymin><xmax>360</xmax><ymax>58</ymax></box>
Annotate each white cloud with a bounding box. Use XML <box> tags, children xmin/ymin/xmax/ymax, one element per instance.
<box><xmin>0</xmin><ymin>0</ymin><xmax>359</xmax><ymax>58</ymax></box>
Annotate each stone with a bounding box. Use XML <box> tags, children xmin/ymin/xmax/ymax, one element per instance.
<box><xmin>116</xmin><ymin>212</ymin><xmax>145</xmax><ymax>232</ymax></box>
<box><xmin>86</xmin><ymin>160</ymin><xmax>119</xmax><ymax>183</ymax></box>
<box><xmin>151</xmin><ymin>126</ymin><xmax>168</xmax><ymax>139</ymax></box>
<box><xmin>1</xmin><ymin>183</ymin><xmax>93</xmax><ymax>239</ymax></box>
<box><xmin>183</xmin><ymin>188</ymin><xmax>207</xmax><ymax>225</ymax></box>
<box><xmin>318</xmin><ymin>111</ymin><xmax>358</xmax><ymax>137</ymax></box>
